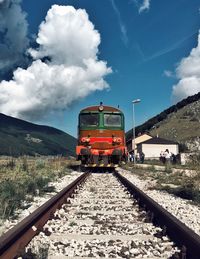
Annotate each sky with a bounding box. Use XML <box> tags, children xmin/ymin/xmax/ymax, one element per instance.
<box><xmin>0</xmin><ymin>0</ymin><xmax>200</xmax><ymax>137</ymax></box>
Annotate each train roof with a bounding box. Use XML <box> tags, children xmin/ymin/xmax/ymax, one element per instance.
<box><xmin>80</xmin><ymin>105</ymin><xmax>123</xmax><ymax>113</ymax></box>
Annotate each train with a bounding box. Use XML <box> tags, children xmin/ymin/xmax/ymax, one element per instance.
<box><xmin>76</xmin><ymin>103</ymin><xmax>127</xmax><ymax>167</ymax></box>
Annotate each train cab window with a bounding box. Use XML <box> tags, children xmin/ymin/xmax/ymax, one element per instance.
<box><xmin>79</xmin><ymin>113</ymin><xmax>99</xmax><ymax>127</ymax></box>
<box><xmin>104</xmin><ymin>114</ymin><xmax>122</xmax><ymax>127</ymax></box>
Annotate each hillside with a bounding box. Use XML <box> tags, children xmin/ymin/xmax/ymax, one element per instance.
<box><xmin>126</xmin><ymin>92</ymin><xmax>200</xmax><ymax>152</ymax></box>
<box><xmin>0</xmin><ymin>113</ymin><xmax>77</xmax><ymax>156</ymax></box>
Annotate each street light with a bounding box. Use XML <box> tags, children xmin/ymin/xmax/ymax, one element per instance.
<box><xmin>132</xmin><ymin>99</ymin><xmax>141</xmax><ymax>163</ymax></box>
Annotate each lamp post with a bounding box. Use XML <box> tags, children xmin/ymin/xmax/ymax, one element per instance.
<box><xmin>132</xmin><ymin>99</ymin><xmax>141</xmax><ymax>163</ymax></box>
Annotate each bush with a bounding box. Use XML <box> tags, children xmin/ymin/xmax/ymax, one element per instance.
<box><xmin>0</xmin><ymin>157</ymin><xmax>74</xmax><ymax>220</ymax></box>
<box><xmin>21</xmin><ymin>156</ymin><xmax>29</xmax><ymax>172</ymax></box>
<box><xmin>6</xmin><ymin>158</ymin><xmax>16</xmax><ymax>169</ymax></box>
<box><xmin>0</xmin><ymin>180</ymin><xmax>25</xmax><ymax>218</ymax></box>
<box><xmin>35</xmin><ymin>159</ymin><xmax>46</xmax><ymax>170</ymax></box>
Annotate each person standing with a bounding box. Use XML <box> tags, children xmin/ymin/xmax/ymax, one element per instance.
<box><xmin>164</xmin><ymin>149</ymin><xmax>171</xmax><ymax>164</ymax></box>
<box><xmin>129</xmin><ymin>152</ymin><xmax>134</xmax><ymax>162</ymax></box>
<box><xmin>136</xmin><ymin>153</ymin><xmax>140</xmax><ymax>162</ymax></box>
<box><xmin>160</xmin><ymin>151</ymin><xmax>165</xmax><ymax>164</ymax></box>
<box><xmin>140</xmin><ymin>152</ymin><xmax>145</xmax><ymax>163</ymax></box>
<box><xmin>129</xmin><ymin>153</ymin><xmax>132</xmax><ymax>162</ymax></box>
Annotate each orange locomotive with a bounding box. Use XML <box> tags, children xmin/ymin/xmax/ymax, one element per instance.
<box><xmin>76</xmin><ymin>103</ymin><xmax>127</xmax><ymax>167</ymax></box>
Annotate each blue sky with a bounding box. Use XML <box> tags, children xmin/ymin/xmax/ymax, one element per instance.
<box><xmin>1</xmin><ymin>0</ymin><xmax>200</xmax><ymax>137</ymax></box>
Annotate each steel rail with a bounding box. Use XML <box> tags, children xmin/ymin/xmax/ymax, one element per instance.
<box><xmin>0</xmin><ymin>172</ymin><xmax>89</xmax><ymax>259</ymax></box>
<box><xmin>115</xmin><ymin>171</ymin><xmax>200</xmax><ymax>259</ymax></box>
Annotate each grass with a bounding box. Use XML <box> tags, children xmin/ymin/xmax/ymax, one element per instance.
<box><xmin>154</xmin><ymin>170</ymin><xmax>200</xmax><ymax>204</ymax></box>
<box><xmin>156</xmin><ymin>183</ymin><xmax>200</xmax><ymax>203</ymax></box>
<box><xmin>122</xmin><ymin>163</ymin><xmax>157</xmax><ymax>181</ymax></box>
<box><xmin>124</xmin><ymin>158</ymin><xmax>198</xmax><ymax>171</ymax></box>
<box><xmin>149</xmin><ymin>101</ymin><xmax>200</xmax><ymax>144</ymax></box>
<box><xmin>143</xmin><ymin>159</ymin><xmax>194</xmax><ymax>170</ymax></box>
<box><xmin>0</xmin><ymin>156</ymin><xmax>74</xmax><ymax>220</ymax></box>
<box><xmin>122</xmin><ymin>156</ymin><xmax>200</xmax><ymax>204</ymax></box>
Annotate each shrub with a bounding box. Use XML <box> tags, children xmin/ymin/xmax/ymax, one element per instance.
<box><xmin>21</xmin><ymin>156</ymin><xmax>29</xmax><ymax>172</ymax></box>
<box><xmin>35</xmin><ymin>159</ymin><xmax>46</xmax><ymax>170</ymax></box>
<box><xmin>0</xmin><ymin>180</ymin><xmax>25</xmax><ymax>218</ymax></box>
<box><xmin>6</xmin><ymin>158</ymin><xmax>16</xmax><ymax>169</ymax></box>
<box><xmin>0</xmin><ymin>157</ymin><xmax>75</xmax><ymax>220</ymax></box>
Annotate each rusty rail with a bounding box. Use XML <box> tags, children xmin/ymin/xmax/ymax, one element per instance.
<box><xmin>115</xmin><ymin>171</ymin><xmax>200</xmax><ymax>259</ymax></box>
<box><xmin>0</xmin><ymin>172</ymin><xmax>89</xmax><ymax>259</ymax></box>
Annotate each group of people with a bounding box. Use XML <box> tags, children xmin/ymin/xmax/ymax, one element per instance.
<box><xmin>160</xmin><ymin>149</ymin><xmax>177</xmax><ymax>164</ymax></box>
<box><xmin>128</xmin><ymin>149</ymin><xmax>177</xmax><ymax>164</ymax></box>
<box><xmin>129</xmin><ymin>151</ymin><xmax>145</xmax><ymax>163</ymax></box>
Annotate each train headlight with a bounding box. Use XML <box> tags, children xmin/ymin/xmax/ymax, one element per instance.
<box><xmin>113</xmin><ymin>137</ymin><xmax>117</xmax><ymax>143</ymax></box>
<box><xmin>112</xmin><ymin>137</ymin><xmax>122</xmax><ymax>143</ymax></box>
<box><xmin>117</xmin><ymin>137</ymin><xmax>122</xmax><ymax>143</ymax></box>
<box><xmin>99</xmin><ymin>105</ymin><xmax>104</xmax><ymax>111</ymax></box>
<box><xmin>81</xmin><ymin>137</ymin><xmax>90</xmax><ymax>143</ymax></box>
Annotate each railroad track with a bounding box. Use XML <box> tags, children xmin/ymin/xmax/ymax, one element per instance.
<box><xmin>0</xmin><ymin>170</ymin><xmax>200</xmax><ymax>258</ymax></box>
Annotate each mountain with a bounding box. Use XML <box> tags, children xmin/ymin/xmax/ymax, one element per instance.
<box><xmin>0</xmin><ymin>113</ymin><xmax>77</xmax><ymax>156</ymax></box>
<box><xmin>126</xmin><ymin>92</ymin><xmax>200</xmax><ymax>152</ymax></box>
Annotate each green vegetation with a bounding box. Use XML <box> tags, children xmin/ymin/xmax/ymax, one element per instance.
<box><xmin>153</xmin><ymin>167</ymin><xmax>200</xmax><ymax>204</ymax></box>
<box><xmin>149</xmin><ymin>104</ymin><xmax>200</xmax><ymax>146</ymax></box>
<box><xmin>156</xmin><ymin>181</ymin><xmax>200</xmax><ymax>203</ymax></box>
<box><xmin>122</xmin><ymin>163</ymin><xmax>154</xmax><ymax>179</ymax></box>
<box><xmin>126</xmin><ymin>92</ymin><xmax>200</xmax><ymax>151</ymax></box>
<box><xmin>0</xmin><ymin>113</ymin><xmax>77</xmax><ymax>156</ymax></box>
<box><xmin>126</xmin><ymin>91</ymin><xmax>200</xmax><ymax>139</ymax></box>
<box><xmin>123</xmin><ymin>157</ymin><xmax>200</xmax><ymax>204</ymax></box>
<box><xmin>0</xmin><ymin>157</ymin><xmax>73</xmax><ymax>219</ymax></box>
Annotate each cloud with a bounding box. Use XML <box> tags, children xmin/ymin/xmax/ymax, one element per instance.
<box><xmin>110</xmin><ymin>0</ymin><xmax>128</xmax><ymax>46</ymax></box>
<box><xmin>134</xmin><ymin>0</ymin><xmax>150</xmax><ymax>13</ymax></box>
<box><xmin>172</xmin><ymin>31</ymin><xmax>200</xmax><ymax>102</ymax></box>
<box><xmin>164</xmin><ymin>70</ymin><xmax>174</xmax><ymax>78</ymax></box>
<box><xmin>0</xmin><ymin>0</ymin><xmax>29</xmax><ymax>74</ymax></box>
<box><xmin>0</xmin><ymin>5</ymin><xmax>112</xmax><ymax>120</ymax></box>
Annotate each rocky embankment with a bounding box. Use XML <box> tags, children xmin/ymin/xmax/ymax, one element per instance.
<box><xmin>119</xmin><ymin>168</ymin><xmax>200</xmax><ymax>236</ymax></box>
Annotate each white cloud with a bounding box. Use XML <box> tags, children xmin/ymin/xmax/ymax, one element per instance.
<box><xmin>172</xmin><ymin>32</ymin><xmax>200</xmax><ymax>102</ymax></box>
<box><xmin>0</xmin><ymin>59</ymin><xmax>110</xmax><ymax>120</ymax></box>
<box><xmin>0</xmin><ymin>5</ymin><xmax>112</xmax><ymax>120</ymax></box>
<box><xmin>164</xmin><ymin>70</ymin><xmax>174</xmax><ymax>78</ymax></box>
<box><xmin>139</xmin><ymin>0</ymin><xmax>150</xmax><ymax>13</ymax></box>
<box><xmin>29</xmin><ymin>6</ymin><xmax>100</xmax><ymax>66</ymax></box>
<box><xmin>0</xmin><ymin>0</ymin><xmax>29</xmax><ymax>72</ymax></box>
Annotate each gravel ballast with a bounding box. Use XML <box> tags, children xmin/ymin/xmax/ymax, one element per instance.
<box><xmin>118</xmin><ymin>168</ymin><xmax>200</xmax><ymax>236</ymax></box>
<box><xmin>26</xmin><ymin>173</ymin><xmax>179</xmax><ymax>258</ymax></box>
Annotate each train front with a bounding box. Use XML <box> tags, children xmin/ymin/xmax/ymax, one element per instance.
<box><xmin>76</xmin><ymin>104</ymin><xmax>127</xmax><ymax>168</ymax></box>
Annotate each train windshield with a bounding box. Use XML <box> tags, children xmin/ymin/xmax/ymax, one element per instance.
<box><xmin>104</xmin><ymin>114</ymin><xmax>122</xmax><ymax>127</ymax></box>
<box><xmin>79</xmin><ymin>113</ymin><xmax>99</xmax><ymax>127</ymax></box>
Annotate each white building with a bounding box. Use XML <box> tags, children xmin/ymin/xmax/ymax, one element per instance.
<box><xmin>127</xmin><ymin>133</ymin><xmax>152</xmax><ymax>152</ymax></box>
<box><xmin>137</xmin><ymin>137</ymin><xmax>179</xmax><ymax>159</ymax></box>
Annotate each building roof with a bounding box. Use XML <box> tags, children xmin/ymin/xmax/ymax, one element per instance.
<box><xmin>126</xmin><ymin>132</ymin><xmax>152</xmax><ymax>144</ymax></box>
<box><xmin>140</xmin><ymin>137</ymin><xmax>179</xmax><ymax>145</ymax></box>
